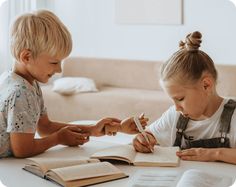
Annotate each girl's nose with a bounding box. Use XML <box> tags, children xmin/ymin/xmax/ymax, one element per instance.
<box><xmin>175</xmin><ymin>103</ymin><xmax>182</xmax><ymax>112</ymax></box>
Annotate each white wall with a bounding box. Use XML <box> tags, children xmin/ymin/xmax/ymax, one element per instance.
<box><xmin>53</xmin><ymin>0</ymin><xmax>236</xmax><ymax>65</ymax></box>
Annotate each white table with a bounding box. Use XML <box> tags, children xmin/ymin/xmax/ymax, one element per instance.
<box><xmin>1</xmin><ymin>133</ymin><xmax>236</xmax><ymax>187</ymax></box>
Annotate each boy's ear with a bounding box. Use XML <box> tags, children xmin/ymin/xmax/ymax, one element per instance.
<box><xmin>19</xmin><ymin>49</ymin><xmax>32</xmax><ymax>65</ymax></box>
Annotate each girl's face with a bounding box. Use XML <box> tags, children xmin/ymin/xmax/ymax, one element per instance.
<box><xmin>161</xmin><ymin>78</ymin><xmax>211</xmax><ymax>120</ymax></box>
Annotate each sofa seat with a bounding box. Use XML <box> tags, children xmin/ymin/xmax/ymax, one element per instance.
<box><xmin>42</xmin><ymin>85</ymin><xmax>172</xmax><ymax>123</ymax></box>
<box><xmin>42</xmin><ymin>57</ymin><xmax>236</xmax><ymax>124</ymax></box>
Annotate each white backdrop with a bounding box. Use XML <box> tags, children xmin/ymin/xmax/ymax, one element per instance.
<box><xmin>0</xmin><ymin>0</ymin><xmax>53</xmax><ymax>74</ymax></box>
<box><xmin>53</xmin><ymin>0</ymin><xmax>236</xmax><ymax>65</ymax></box>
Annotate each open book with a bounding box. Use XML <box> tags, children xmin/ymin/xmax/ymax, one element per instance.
<box><xmin>23</xmin><ymin>157</ymin><xmax>128</xmax><ymax>187</ymax></box>
<box><xmin>91</xmin><ymin>145</ymin><xmax>180</xmax><ymax>167</ymax></box>
<box><xmin>128</xmin><ymin>169</ymin><xmax>233</xmax><ymax>187</ymax></box>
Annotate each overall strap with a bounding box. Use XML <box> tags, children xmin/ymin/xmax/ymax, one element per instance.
<box><xmin>184</xmin><ymin>99</ymin><xmax>236</xmax><ymax>149</ymax></box>
<box><xmin>219</xmin><ymin>99</ymin><xmax>236</xmax><ymax>143</ymax></box>
<box><xmin>173</xmin><ymin>114</ymin><xmax>189</xmax><ymax>147</ymax></box>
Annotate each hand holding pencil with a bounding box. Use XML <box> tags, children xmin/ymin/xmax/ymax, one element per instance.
<box><xmin>133</xmin><ymin>116</ymin><xmax>154</xmax><ymax>153</ymax></box>
<box><xmin>133</xmin><ymin>115</ymin><xmax>157</xmax><ymax>153</ymax></box>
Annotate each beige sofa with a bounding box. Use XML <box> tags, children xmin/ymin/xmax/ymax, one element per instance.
<box><xmin>41</xmin><ymin>57</ymin><xmax>236</xmax><ymax>123</ymax></box>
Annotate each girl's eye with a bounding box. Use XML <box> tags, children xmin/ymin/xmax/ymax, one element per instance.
<box><xmin>177</xmin><ymin>97</ymin><xmax>184</xmax><ymax>101</ymax></box>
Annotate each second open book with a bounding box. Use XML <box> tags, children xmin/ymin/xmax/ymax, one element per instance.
<box><xmin>128</xmin><ymin>169</ymin><xmax>233</xmax><ymax>187</ymax></box>
<box><xmin>23</xmin><ymin>156</ymin><xmax>127</xmax><ymax>187</ymax></box>
<box><xmin>91</xmin><ymin>145</ymin><xmax>180</xmax><ymax>167</ymax></box>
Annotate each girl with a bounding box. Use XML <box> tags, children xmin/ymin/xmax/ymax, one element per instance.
<box><xmin>133</xmin><ymin>31</ymin><xmax>236</xmax><ymax>164</ymax></box>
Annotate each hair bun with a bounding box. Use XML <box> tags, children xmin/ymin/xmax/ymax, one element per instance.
<box><xmin>179</xmin><ymin>40</ymin><xmax>185</xmax><ymax>49</ymax></box>
<box><xmin>179</xmin><ymin>31</ymin><xmax>202</xmax><ymax>51</ymax></box>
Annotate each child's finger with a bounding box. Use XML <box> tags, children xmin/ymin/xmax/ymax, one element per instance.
<box><xmin>112</xmin><ymin>132</ymin><xmax>117</xmax><ymax>136</ymax></box>
<box><xmin>107</xmin><ymin>118</ymin><xmax>122</xmax><ymax>123</ymax></box>
<box><xmin>67</xmin><ymin>126</ymin><xmax>82</xmax><ymax>133</ymax></box>
<box><xmin>104</xmin><ymin>124</ymin><xmax>118</xmax><ymax>135</ymax></box>
<box><xmin>71</xmin><ymin>131</ymin><xmax>90</xmax><ymax>138</ymax></box>
<box><xmin>133</xmin><ymin>137</ymin><xmax>152</xmax><ymax>153</ymax></box>
<box><xmin>136</xmin><ymin>134</ymin><xmax>149</xmax><ymax>146</ymax></box>
<box><xmin>139</xmin><ymin>113</ymin><xmax>145</xmax><ymax>119</ymax></box>
<box><xmin>140</xmin><ymin>117</ymin><xmax>149</xmax><ymax>122</ymax></box>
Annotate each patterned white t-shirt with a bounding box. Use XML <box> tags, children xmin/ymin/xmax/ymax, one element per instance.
<box><xmin>148</xmin><ymin>98</ymin><xmax>236</xmax><ymax>148</ymax></box>
<box><xmin>0</xmin><ymin>71</ymin><xmax>46</xmax><ymax>157</ymax></box>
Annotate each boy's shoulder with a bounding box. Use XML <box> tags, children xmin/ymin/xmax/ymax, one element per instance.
<box><xmin>0</xmin><ymin>71</ymin><xmax>34</xmax><ymax>98</ymax></box>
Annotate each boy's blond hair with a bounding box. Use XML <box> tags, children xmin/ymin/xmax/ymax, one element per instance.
<box><xmin>10</xmin><ymin>10</ymin><xmax>72</xmax><ymax>61</ymax></box>
<box><xmin>161</xmin><ymin>31</ymin><xmax>217</xmax><ymax>85</ymax></box>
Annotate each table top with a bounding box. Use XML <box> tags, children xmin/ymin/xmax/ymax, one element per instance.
<box><xmin>1</xmin><ymin>133</ymin><xmax>236</xmax><ymax>187</ymax></box>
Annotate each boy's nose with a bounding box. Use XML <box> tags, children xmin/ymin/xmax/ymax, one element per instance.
<box><xmin>55</xmin><ymin>64</ymin><xmax>62</xmax><ymax>73</ymax></box>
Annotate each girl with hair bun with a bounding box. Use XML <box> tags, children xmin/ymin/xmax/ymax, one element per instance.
<box><xmin>132</xmin><ymin>31</ymin><xmax>236</xmax><ymax>164</ymax></box>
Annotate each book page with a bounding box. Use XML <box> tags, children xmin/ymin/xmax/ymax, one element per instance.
<box><xmin>26</xmin><ymin>156</ymin><xmax>99</xmax><ymax>174</ymax></box>
<box><xmin>128</xmin><ymin>170</ymin><xmax>179</xmax><ymax>187</ymax></box>
<box><xmin>46</xmin><ymin>162</ymin><xmax>125</xmax><ymax>181</ymax></box>
<box><xmin>176</xmin><ymin>169</ymin><xmax>233</xmax><ymax>187</ymax></box>
<box><xmin>91</xmin><ymin>145</ymin><xmax>136</xmax><ymax>163</ymax></box>
<box><xmin>133</xmin><ymin>146</ymin><xmax>179</xmax><ymax>166</ymax></box>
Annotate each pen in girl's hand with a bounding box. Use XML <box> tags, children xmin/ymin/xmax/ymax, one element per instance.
<box><xmin>133</xmin><ymin>117</ymin><xmax>154</xmax><ymax>153</ymax></box>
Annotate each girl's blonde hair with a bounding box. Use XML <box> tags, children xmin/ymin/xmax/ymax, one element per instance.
<box><xmin>10</xmin><ymin>10</ymin><xmax>72</xmax><ymax>61</ymax></box>
<box><xmin>161</xmin><ymin>31</ymin><xmax>217</xmax><ymax>85</ymax></box>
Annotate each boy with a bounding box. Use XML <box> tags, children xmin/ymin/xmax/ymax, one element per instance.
<box><xmin>0</xmin><ymin>10</ymin><xmax>147</xmax><ymax>158</ymax></box>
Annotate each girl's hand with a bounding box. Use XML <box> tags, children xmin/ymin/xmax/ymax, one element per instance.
<box><xmin>176</xmin><ymin>148</ymin><xmax>217</xmax><ymax>162</ymax></box>
<box><xmin>133</xmin><ymin>132</ymin><xmax>157</xmax><ymax>153</ymax></box>
<box><xmin>120</xmin><ymin>114</ymin><xmax>149</xmax><ymax>134</ymax></box>
<box><xmin>57</xmin><ymin>126</ymin><xmax>90</xmax><ymax>146</ymax></box>
<box><xmin>91</xmin><ymin>118</ymin><xmax>121</xmax><ymax>136</ymax></box>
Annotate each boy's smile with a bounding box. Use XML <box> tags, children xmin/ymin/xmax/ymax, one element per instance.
<box><xmin>14</xmin><ymin>50</ymin><xmax>62</xmax><ymax>85</ymax></box>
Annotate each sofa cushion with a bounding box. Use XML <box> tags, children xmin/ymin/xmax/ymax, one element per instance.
<box><xmin>53</xmin><ymin>77</ymin><xmax>98</xmax><ymax>95</ymax></box>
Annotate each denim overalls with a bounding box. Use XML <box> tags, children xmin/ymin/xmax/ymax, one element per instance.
<box><xmin>173</xmin><ymin>99</ymin><xmax>236</xmax><ymax>149</ymax></box>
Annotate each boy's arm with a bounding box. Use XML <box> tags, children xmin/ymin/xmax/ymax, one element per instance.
<box><xmin>176</xmin><ymin>148</ymin><xmax>236</xmax><ymax>164</ymax></box>
<box><xmin>37</xmin><ymin>114</ymin><xmax>121</xmax><ymax>137</ymax></box>
<box><xmin>10</xmin><ymin>132</ymin><xmax>58</xmax><ymax>158</ymax></box>
<box><xmin>10</xmin><ymin>126</ymin><xmax>89</xmax><ymax>158</ymax></box>
<box><xmin>37</xmin><ymin>114</ymin><xmax>87</xmax><ymax>137</ymax></box>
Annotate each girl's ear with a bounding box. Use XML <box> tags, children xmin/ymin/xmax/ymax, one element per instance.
<box><xmin>202</xmin><ymin>75</ymin><xmax>213</xmax><ymax>91</ymax></box>
<box><xmin>19</xmin><ymin>49</ymin><xmax>32</xmax><ymax>65</ymax></box>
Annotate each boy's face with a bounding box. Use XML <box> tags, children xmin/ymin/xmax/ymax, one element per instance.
<box><xmin>161</xmin><ymin>79</ymin><xmax>210</xmax><ymax>120</ymax></box>
<box><xmin>21</xmin><ymin>52</ymin><xmax>62</xmax><ymax>84</ymax></box>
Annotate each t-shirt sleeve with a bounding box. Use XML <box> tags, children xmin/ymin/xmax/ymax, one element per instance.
<box><xmin>148</xmin><ymin>106</ymin><xmax>179</xmax><ymax>146</ymax></box>
<box><xmin>37</xmin><ymin>83</ymin><xmax>47</xmax><ymax>116</ymax></box>
<box><xmin>6</xmin><ymin>89</ymin><xmax>41</xmax><ymax>133</ymax></box>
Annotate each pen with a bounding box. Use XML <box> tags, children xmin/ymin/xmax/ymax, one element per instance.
<box><xmin>133</xmin><ymin>117</ymin><xmax>154</xmax><ymax>153</ymax></box>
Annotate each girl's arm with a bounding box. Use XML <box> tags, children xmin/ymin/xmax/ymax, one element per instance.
<box><xmin>176</xmin><ymin>148</ymin><xmax>236</xmax><ymax>164</ymax></box>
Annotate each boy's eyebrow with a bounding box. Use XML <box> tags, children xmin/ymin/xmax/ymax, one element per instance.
<box><xmin>50</xmin><ymin>60</ymin><xmax>61</xmax><ymax>63</ymax></box>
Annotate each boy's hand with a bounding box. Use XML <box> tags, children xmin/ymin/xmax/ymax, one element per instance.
<box><xmin>120</xmin><ymin>114</ymin><xmax>149</xmax><ymax>134</ymax></box>
<box><xmin>133</xmin><ymin>132</ymin><xmax>157</xmax><ymax>153</ymax></box>
<box><xmin>57</xmin><ymin>126</ymin><xmax>90</xmax><ymax>146</ymax></box>
<box><xmin>91</xmin><ymin>118</ymin><xmax>121</xmax><ymax>137</ymax></box>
